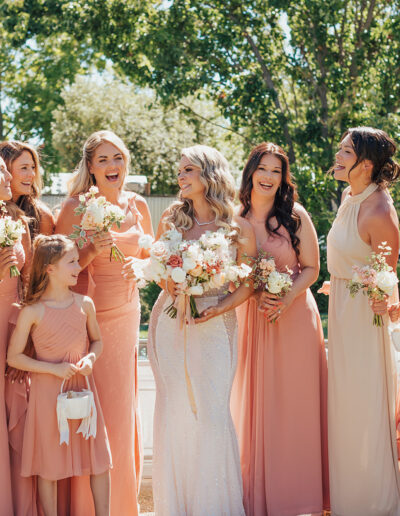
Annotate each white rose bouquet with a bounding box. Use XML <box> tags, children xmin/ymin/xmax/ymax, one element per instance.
<box><xmin>346</xmin><ymin>242</ymin><xmax>398</xmax><ymax>326</ymax></box>
<box><xmin>0</xmin><ymin>201</ymin><xmax>25</xmax><ymax>277</ymax></box>
<box><xmin>249</xmin><ymin>250</ymin><xmax>293</xmax><ymax>295</ymax></box>
<box><xmin>132</xmin><ymin>228</ymin><xmax>252</xmax><ymax>319</ymax></box>
<box><xmin>69</xmin><ymin>186</ymin><xmax>126</xmax><ymax>262</ymax></box>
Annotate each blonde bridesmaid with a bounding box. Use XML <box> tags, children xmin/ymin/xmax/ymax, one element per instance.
<box><xmin>56</xmin><ymin>130</ymin><xmax>153</xmax><ymax>515</ymax></box>
<box><xmin>0</xmin><ymin>157</ymin><xmax>31</xmax><ymax>516</ymax></box>
<box><xmin>323</xmin><ymin>127</ymin><xmax>400</xmax><ymax>516</ymax></box>
<box><xmin>231</xmin><ymin>142</ymin><xmax>329</xmax><ymax>516</ymax></box>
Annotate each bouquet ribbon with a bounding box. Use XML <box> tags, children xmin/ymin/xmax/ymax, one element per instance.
<box><xmin>175</xmin><ymin>293</ymin><xmax>197</xmax><ymax>418</ymax></box>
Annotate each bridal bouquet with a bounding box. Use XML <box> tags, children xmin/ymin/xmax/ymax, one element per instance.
<box><xmin>134</xmin><ymin>228</ymin><xmax>252</xmax><ymax>318</ymax></box>
<box><xmin>346</xmin><ymin>242</ymin><xmax>398</xmax><ymax>326</ymax></box>
<box><xmin>69</xmin><ymin>186</ymin><xmax>126</xmax><ymax>262</ymax></box>
<box><xmin>250</xmin><ymin>250</ymin><xmax>293</xmax><ymax>296</ymax></box>
<box><xmin>0</xmin><ymin>201</ymin><xmax>25</xmax><ymax>277</ymax></box>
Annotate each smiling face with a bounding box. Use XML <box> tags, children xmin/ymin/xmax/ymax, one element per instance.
<box><xmin>251</xmin><ymin>154</ymin><xmax>283</xmax><ymax>199</ymax></box>
<box><xmin>177</xmin><ymin>155</ymin><xmax>206</xmax><ymax>200</ymax></box>
<box><xmin>88</xmin><ymin>142</ymin><xmax>126</xmax><ymax>191</ymax></box>
<box><xmin>9</xmin><ymin>150</ymin><xmax>36</xmax><ymax>200</ymax></box>
<box><xmin>0</xmin><ymin>157</ymin><xmax>12</xmax><ymax>200</ymax></box>
<box><xmin>48</xmin><ymin>246</ymin><xmax>81</xmax><ymax>288</ymax></box>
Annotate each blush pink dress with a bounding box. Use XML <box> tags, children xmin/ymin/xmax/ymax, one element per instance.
<box><xmin>0</xmin><ymin>242</ymin><xmax>24</xmax><ymax>516</ymax></box>
<box><xmin>21</xmin><ymin>295</ymin><xmax>112</xmax><ymax>480</ymax></box>
<box><xmin>68</xmin><ymin>195</ymin><xmax>143</xmax><ymax>516</ymax></box>
<box><xmin>231</xmin><ymin>227</ymin><xmax>329</xmax><ymax>516</ymax></box>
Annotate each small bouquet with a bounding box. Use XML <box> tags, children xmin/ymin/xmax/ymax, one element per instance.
<box><xmin>251</xmin><ymin>250</ymin><xmax>293</xmax><ymax>294</ymax></box>
<box><xmin>346</xmin><ymin>242</ymin><xmax>398</xmax><ymax>326</ymax></box>
<box><xmin>132</xmin><ymin>228</ymin><xmax>252</xmax><ymax>319</ymax></box>
<box><xmin>0</xmin><ymin>201</ymin><xmax>25</xmax><ymax>277</ymax></box>
<box><xmin>69</xmin><ymin>186</ymin><xmax>126</xmax><ymax>262</ymax></box>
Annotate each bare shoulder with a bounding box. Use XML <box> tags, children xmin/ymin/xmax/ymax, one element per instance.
<box><xmin>367</xmin><ymin>189</ymin><xmax>396</xmax><ymax>219</ymax></box>
<box><xmin>19</xmin><ymin>303</ymin><xmax>44</xmax><ymax>325</ymax></box>
<box><xmin>80</xmin><ymin>294</ymin><xmax>96</xmax><ymax>313</ymax></box>
<box><xmin>233</xmin><ymin>214</ymin><xmax>253</xmax><ymax>235</ymax></box>
<box><xmin>37</xmin><ymin>200</ymin><xmax>55</xmax><ymax>234</ymax></box>
<box><xmin>293</xmin><ymin>202</ymin><xmax>313</xmax><ymax>225</ymax></box>
<box><xmin>60</xmin><ymin>196</ymin><xmax>80</xmax><ymax>214</ymax></box>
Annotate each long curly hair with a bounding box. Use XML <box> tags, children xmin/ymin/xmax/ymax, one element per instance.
<box><xmin>165</xmin><ymin>145</ymin><xmax>238</xmax><ymax>238</ymax></box>
<box><xmin>334</xmin><ymin>127</ymin><xmax>400</xmax><ymax>186</ymax></box>
<box><xmin>0</xmin><ymin>141</ymin><xmax>42</xmax><ymax>239</ymax></box>
<box><xmin>239</xmin><ymin>142</ymin><xmax>301</xmax><ymax>255</ymax></box>
<box><xmin>24</xmin><ymin>234</ymin><xmax>75</xmax><ymax>306</ymax></box>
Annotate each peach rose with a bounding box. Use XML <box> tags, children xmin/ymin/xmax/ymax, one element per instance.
<box><xmin>167</xmin><ymin>254</ymin><xmax>183</xmax><ymax>268</ymax></box>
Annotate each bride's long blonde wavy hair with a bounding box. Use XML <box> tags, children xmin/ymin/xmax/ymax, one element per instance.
<box><xmin>68</xmin><ymin>130</ymin><xmax>130</xmax><ymax>196</ymax></box>
<box><xmin>24</xmin><ymin>235</ymin><xmax>76</xmax><ymax>305</ymax></box>
<box><xmin>165</xmin><ymin>145</ymin><xmax>238</xmax><ymax>237</ymax></box>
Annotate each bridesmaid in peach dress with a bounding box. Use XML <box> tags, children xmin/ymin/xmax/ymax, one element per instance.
<box><xmin>56</xmin><ymin>130</ymin><xmax>153</xmax><ymax>515</ymax></box>
<box><xmin>0</xmin><ymin>157</ymin><xmax>31</xmax><ymax>516</ymax></box>
<box><xmin>323</xmin><ymin>127</ymin><xmax>400</xmax><ymax>516</ymax></box>
<box><xmin>0</xmin><ymin>141</ymin><xmax>54</xmax><ymax>516</ymax></box>
<box><xmin>231</xmin><ymin>143</ymin><xmax>329</xmax><ymax>516</ymax></box>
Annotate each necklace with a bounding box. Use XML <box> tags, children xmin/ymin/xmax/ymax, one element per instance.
<box><xmin>193</xmin><ymin>215</ymin><xmax>216</xmax><ymax>226</ymax></box>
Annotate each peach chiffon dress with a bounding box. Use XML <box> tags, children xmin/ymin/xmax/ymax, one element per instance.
<box><xmin>327</xmin><ymin>183</ymin><xmax>400</xmax><ymax>515</ymax></box>
<box><xmin>0</xmin><ymin>242</ymin><xmax>24</xmax><ymax>516</ymax></box>
<box><xmin>231</xmin><ymin>227</ymin><xmax>329</xmax><ymax>516</ymax></box>
<box><xmin>68</xmin><ymin>195</ymin><xmax>143</xmax><ymax>516</ymax></box>
<box><xmin>21</xmin><ymin>295</ymin><xmax>112</xmax><ymax>479</ymax></box>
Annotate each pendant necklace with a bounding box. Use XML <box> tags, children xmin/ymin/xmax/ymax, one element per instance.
<box><xmin>193</xmin><ymin>215</ymin><xmax>216</xmax><ymax>226</ymax></box>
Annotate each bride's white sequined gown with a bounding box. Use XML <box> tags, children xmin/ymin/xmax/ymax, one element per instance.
<box><xmin>148</xmin><ymin>256</ymin><xmax>245</xmax><ymax>515</ymax></box>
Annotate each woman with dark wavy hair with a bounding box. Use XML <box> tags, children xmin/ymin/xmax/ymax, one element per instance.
<box><xmin>231</xmin><ymin>142</ymin><xmax>329</xmax><ymax>516</ymax></box>
<box><xmin>321</xmin><ymin>127</ymin><xmax>400</xmax><ymax>515</ymax></box>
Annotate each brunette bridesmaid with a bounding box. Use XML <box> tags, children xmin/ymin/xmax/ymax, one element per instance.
<box><xmin>0</xmin><ymin>141</ymin><xmax>55</xmax><ymax>238</ymax></box>
<box><xmin>231</xmin><ymin>142</ymin><xmax>329</xmax><ymax>516</ymax></box>
<box><xmin>323</xmin><ymin>127</ymin><xmax>400</xmax><ymax>516</ymax></box>
<box><xmin>56</xmin><ymin>130</ymin><xmax>153</xmax><ymax>515</ymax></box>
<box><xmin>0</xmin><ymin>157</ymin><xmax>31</xmax><ymax>515</ymax></box>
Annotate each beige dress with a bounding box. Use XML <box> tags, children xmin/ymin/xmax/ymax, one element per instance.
<box><xmin>327</xmin><ymin>182</ymin><xmax>400</xmax><ymax>516</ymax></box>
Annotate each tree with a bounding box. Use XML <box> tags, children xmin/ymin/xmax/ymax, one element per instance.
<box><xmin>51</xmin><ymin>76</ymin><xmax>245</xmax><ymax>193</ymax></box>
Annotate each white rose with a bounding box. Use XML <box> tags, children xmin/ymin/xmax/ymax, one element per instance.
<box><xmin>188</xmin><ymin>284</ymin><xmax>204</xmax><ymax>296</ymax></box>
<box><xmin>376</xmin><ymin>270</ymin><xmax>398</xmax><ymax>295</ymax></box>
<box><xmin>267</xmin><ymin>271</ymin><xmax>284</xmax><ymax>294</ymax></box>
<box><xmin>171</xmin><ymin>267</ymin><xmax>186</xmax><ymax>283</ymax></box>
<box><xmin>186</xmin><ymin>244</ymin><xmax>200</xmax><ymax>259</ymax></box>
<box><xmin>139</xmin><ymin>234</ymin><xmax>154</xmax><ymax>249</ymax></box>
<box><xmin>238</xmin><ymin>263</ymin><xmax>252</xmax><ymax>279</ymax></box>
<box><xmin>81</xmin><ymin>203</ymin><xmax>105</xmax><ymax>229</ymax></box>
<box><xmin>89</xmin><ymin>186</ymin><xmax>99</xmax><ymax>195</ymax></box>
<box><xmin>182</xmin><ymin>257</ymin><xmax>196</xmax><ymax>271</ymax></box>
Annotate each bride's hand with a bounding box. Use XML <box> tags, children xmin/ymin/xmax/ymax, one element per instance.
<box><xmin>195</xmin><ymin>305</ymin><xmax>223</xmax><ymax>324</ymax></box>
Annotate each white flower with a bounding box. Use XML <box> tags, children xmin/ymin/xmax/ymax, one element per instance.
<box><xmin>267</xmin><ymin>270</ymin><xmax>285</xmax><ymax>294</ymax></box>
<box><xmin>89</xmin><ymin>186</ymin><xmax>99</xmax><ymax>195</ymax></box>
<box><xmin>139</xmin><ymin>234</ymin><xmax>154</xmax><ymax>249</ymax></box>
<box><xmin>182</xmin><ymin>257</ymin><xmax>196</xmax><ymax>271</ymax></box>
<box><xmin>376</xmin><ymin>270</ymin><xmax>398</xmax><ymax>295</ymax></box>
<box><xmin>81</xmin><ymin>203</ymin><xmax>105</xmax><ymax>230</ymax></box>
<box><xmin>188</xmin><ymin>284</ymin><xmax>203</xmax><ymax>296</ymax></box>
<box><xmin>171</xmin><ymin>267</ymin><xmax>186</xmax><ymax>283</ymax></box>
<box><xmin>79</xmin><ymin>194</ymin><xmax>86</xmax><ymax>202</ymax></box>
<box><xmin>0</xmin><ymin>219</ymin><xmax>5</xmax><ymax>244</ymax></box>
<box><xmin>238</xmin><ymin>263</ymin><xmax>252</xmax><ymax>279</ymax></box>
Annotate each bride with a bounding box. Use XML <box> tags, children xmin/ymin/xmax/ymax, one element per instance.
<box><xmin>144</xmin><ymin>145</ymin><xmax>255</xmax><ymax>515</ymax></box>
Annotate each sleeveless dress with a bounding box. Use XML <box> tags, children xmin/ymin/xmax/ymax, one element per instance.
<box><xmin>231</xmin><ymin>227</ymin><xmax>329</xmax><ymax>516</ymax></box>
<box><xmin>21</xmin><ymin>296</ymin><xmax>112</xmax><ymax>479</ymax></box>
<box><xmin>69</xmin><ymin>195</ymin><xmax>143</xmax><ymax>516</ymax></box>
<box><xmin>0</xmin><ymin>242</ymin><xmax>24</xmax><ymax>516</ymax></box>
<box><xmin>148</xmin><ymin>234</ymin><xmax>245</xmax><ymax>516</ymax></box>
<box><xmin>327</xmin><ymin>183</ymin><xmax>400</xmax><ymax>516</ymax></box>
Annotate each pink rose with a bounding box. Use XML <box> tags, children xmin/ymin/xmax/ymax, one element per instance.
<box><xmin>167</xmin><ymin>254</ymin><xmax>183</xmax><ymax>268</ymax></box>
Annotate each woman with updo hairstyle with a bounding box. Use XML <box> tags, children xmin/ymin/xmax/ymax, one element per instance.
<box><xmin>321</xmin><ymin>127</ymin><xmax>400</xmax><ymax>515</ymax></box>
<box><xmin>230</xmin><ymin>142</ymin><xmax>329</xmax><ymax>516</ymax></box>
<box><xmin>0</xmin><ymin>141</ymin><xmax>55</xmax><ymax>238</ymax></box>
<box><xmin>141</xmin><ymin>144</ymin><xmax>256</xmax><ymax>515</ymax></box>
<box><xmin>56</xmin><ymin>130</ymin><xmax>153</xmax><ymax>516</ymax></box>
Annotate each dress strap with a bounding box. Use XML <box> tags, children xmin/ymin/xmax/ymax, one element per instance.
<box><xmin>127</xmin><ymin>194</ymin><xmax>143</xmax><ymax>225</ymax></box>
<box><xmin>343</xmin><ymin>183</ymin><xmax>378</xmax><ymax>205</ymax></box>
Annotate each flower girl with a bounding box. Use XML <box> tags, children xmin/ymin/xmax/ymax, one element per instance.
<box><xmin>7</xmin><ymin>235</ymin><xmax>111</xmax><ymax>516</ymax></box>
